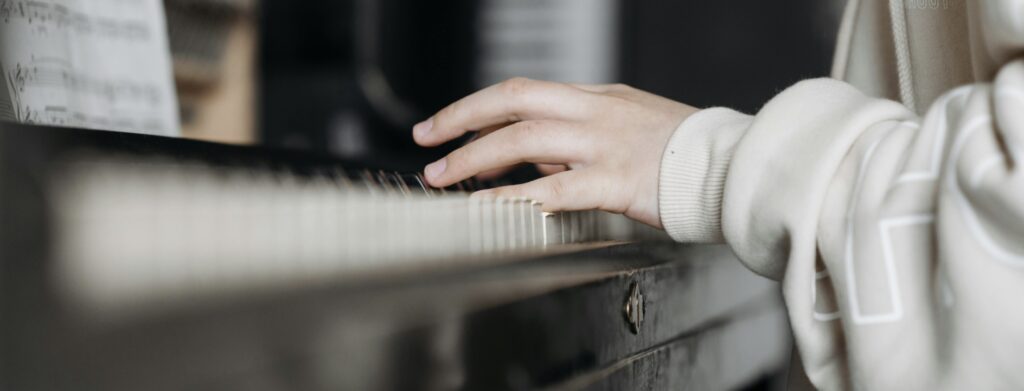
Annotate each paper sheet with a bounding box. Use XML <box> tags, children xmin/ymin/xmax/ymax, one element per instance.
<box><xmin>0</xmin><ymin>0</ymin><xmax>179</xmax><ymax>136</ymax></box>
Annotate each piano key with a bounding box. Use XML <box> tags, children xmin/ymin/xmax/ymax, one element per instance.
<box><xmin>47</xmin><ymin>154</ymin><xmax>667</xmax><ymax>317</ymax></box>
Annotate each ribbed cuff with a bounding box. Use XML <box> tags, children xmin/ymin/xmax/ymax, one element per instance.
<box><xmin>659</xmin><ymin>107</ymin><xmax>753</xmax><ymax>242</ymax></box>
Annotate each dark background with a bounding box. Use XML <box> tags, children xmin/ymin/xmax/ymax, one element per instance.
<box><xmin>259</xmin><ymin>0</ymin><xmax>844</xmax><ymax>172</ymax></box>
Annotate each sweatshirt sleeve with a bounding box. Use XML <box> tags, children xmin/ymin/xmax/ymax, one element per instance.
<box><xmin>658</xmin><ymin>61</ymin><xmax>1024</xmax><ymax>389</ymax></box>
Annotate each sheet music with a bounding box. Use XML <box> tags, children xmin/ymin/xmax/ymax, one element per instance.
<box><xmin>0</xmin><ymin>0</ymin><xmax>179</xmax><ymax>136</ymax></box>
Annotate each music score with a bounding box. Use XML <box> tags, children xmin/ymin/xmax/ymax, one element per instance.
<box><xmin>6</xmin><ymin>61</ymin><xmax>163</xmax><ymax>104</ymax></box>
<box><xmin>0</xmin><ymin>0</ymin><xmax>150</xmax><ymax>40</ymax></box>
<box><xmin>0</xmin><ymin>0</ymin><xmax>179</xmax><ymax>136</ymax></box>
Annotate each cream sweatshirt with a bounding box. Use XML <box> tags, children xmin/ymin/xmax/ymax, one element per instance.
<box><xmin>658</xmin><ymin>0</ymin><xmax>1024</xmax><ymax>389</ymax></box>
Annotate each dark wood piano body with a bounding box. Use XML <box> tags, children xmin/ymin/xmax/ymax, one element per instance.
<box><xmin>0</xmin><ymin>122</ymin><xmax>791</xmax><ymax>390</ymax></box>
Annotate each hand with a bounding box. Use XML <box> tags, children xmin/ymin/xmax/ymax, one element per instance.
<box><xmin>413</xmin><ymin>78</ymin><xmax>698</xmax><ymax>228</ymax></box>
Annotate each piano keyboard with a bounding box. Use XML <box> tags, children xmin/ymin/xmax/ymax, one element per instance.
<box><xmin>49</xmin><ymin>154</ymin><xmax>664</xmax><ymax>317</ymax></box>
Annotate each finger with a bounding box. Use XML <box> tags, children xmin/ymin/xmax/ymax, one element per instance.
<box><xmin>478</xmin><ymin>162</ymin><xmax>567</xmax><ymax>181</ymax></box>
<box><xmin>536</xmin><ymin>163</ymin><xmax>568</xmax><ymax>176</ymax></box>
<box><xmin>424</xmin><ymin>120</ymin><xmax>586</xmax><ymax>187</ymax></box>
<box><xmin>413</xmin><ymin>78</ymin><xmax>595</xmax><ymax>147</ymax></box>
<box><xmin>467</xmin><ymin>125</ymin><xmax>515</xmax><ymax>180</ymax></box>
<box><xmin>475</xmin><ymin>170</ymin><xmax>603</xmax><ymax>212</ymax></box>
<box><xmin>464</xmin><ymin>123</ymin><xmax>504</xmax><ymax>144</ymax></box>
<box><xmin>476</xmin><ymin>165</ymin><xmax>517</xmax><ymax>180</ymax></box>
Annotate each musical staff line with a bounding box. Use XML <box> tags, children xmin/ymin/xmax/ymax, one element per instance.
<box><xmin>5</xmin><ymin>61</ymin><xmax>163</xmax><ymax>105</ymax></box>
<box><xmin>0</xmin><ymin>0</ymin><xmax>179</xmax><ymax>136</ymax></box>
<box><xmin>0</xmin><ymin>0</ymin><xmax>151</xmax><ymax>40</ymax></box>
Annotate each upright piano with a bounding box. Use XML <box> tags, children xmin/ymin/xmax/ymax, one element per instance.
<box><xmin>0</xmin><ymin>121</ymin><xmax>791</xmax><ymax>390</ymax></box>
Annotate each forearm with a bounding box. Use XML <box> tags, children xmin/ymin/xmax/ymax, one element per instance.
<box><xmin>658</xmin><ymin>61</ymin><xmax>1024</xmax><ymax>389</ymax></box>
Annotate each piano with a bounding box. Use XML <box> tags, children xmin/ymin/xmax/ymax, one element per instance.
<box><xmin>0</xmin><ymin>121</ymin><xmax>791</xmax><ymax>390</ymax></box>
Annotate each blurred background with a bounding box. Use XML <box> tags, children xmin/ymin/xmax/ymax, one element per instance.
<box><xmin>169</xmin><ymin>0</ymin><xmax>845</xmax><ymax>171</ymax></box>
<box><xmin>0</xmin><ymin>2</ymin><xmax>850</xmax><ymax>388</ymax></box>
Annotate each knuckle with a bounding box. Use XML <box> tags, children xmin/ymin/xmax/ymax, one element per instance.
<box><xmin>610</xmin><ymin>83</ymin><xmax>630</xmax><ymax>92</ymax></box>
<box><xmin>501</xmin><ymin>77</ymin><xmax>533</xmax><ymax>97</ymax></box>
<box><xmin>548</xmin><ymin>176</ymin><xmax>568</xmax><ymax>199</ymax></box>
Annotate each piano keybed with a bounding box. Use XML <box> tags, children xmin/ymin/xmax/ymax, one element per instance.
<box><xmin>50</xmin><ymin>154</ymin><xmax>662</xmax><ymax>317</ymax></box>
<box><xmin>0</xmin><ymin>124</ymin><xmax>789</xmax><ymax>391</ymax></box>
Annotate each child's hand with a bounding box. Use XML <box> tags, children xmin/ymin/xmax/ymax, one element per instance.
<box><xmin>413</xmin><ymin>78</ymin><xmax>697</xmax><ymax>228</ymax></box>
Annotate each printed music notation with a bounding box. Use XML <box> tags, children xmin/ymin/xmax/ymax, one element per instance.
<box><xmin>0</xmin><ymin>0</ymin><xmax>150</xmax><ymax>40</ymax></box>
<box><xmin>19</xmin><ymin>104</ymin><xmax>163</xmax><ymax>130</ymax></box>
<box><xmin>5</xmin><ymin>93</ymin><xmax>167</xmax><ymax>135</ymax></box>
<box><xmin>0</xmin><ymin>0</ymin><xmax>179</xmax><ymax>136</ymax></box>
<box><xmin>6</xmin><ymin>61</ymin><xmax>163</xmax><ymax>105</ymax></box>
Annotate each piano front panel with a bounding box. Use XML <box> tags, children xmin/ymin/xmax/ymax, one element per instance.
<box><xmin>0</xmin><ymin>122</ymin><xmax>786</xmax><ymax>391</ymax></box>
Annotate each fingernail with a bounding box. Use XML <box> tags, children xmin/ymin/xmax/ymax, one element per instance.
<box><xmin>413</xmin><ymin>117</ymin><xmax>434</xmax><ymax>138</ymax></box>
<box><xmin>424</xmin><ymin>158</ymin><xmax>447</xmax><ymax>181</ymax></box>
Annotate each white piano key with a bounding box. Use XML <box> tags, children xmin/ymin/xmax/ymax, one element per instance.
<box><xmin>468</xmin><ymin>196</ymin><xmax>483</xmax><ymax>255</ymax></box>
<box><xmin>494</xmin><ymin>197</ymin><xmax>507</xmax><ymax>253</ymax></box>
<box><xmin>516</xmin><ymin>198</ymin><xmax>529</xmax><ymax>249</ymax></box>
<box><xmin>530</xmin><ymin>201</ymin><xmax>543</xmax><ymax>247</ymax></box>
<box><xmin>49</xmin><ymin>155</ymin><xmax>664</xmax><ymax>317</ymax></box>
